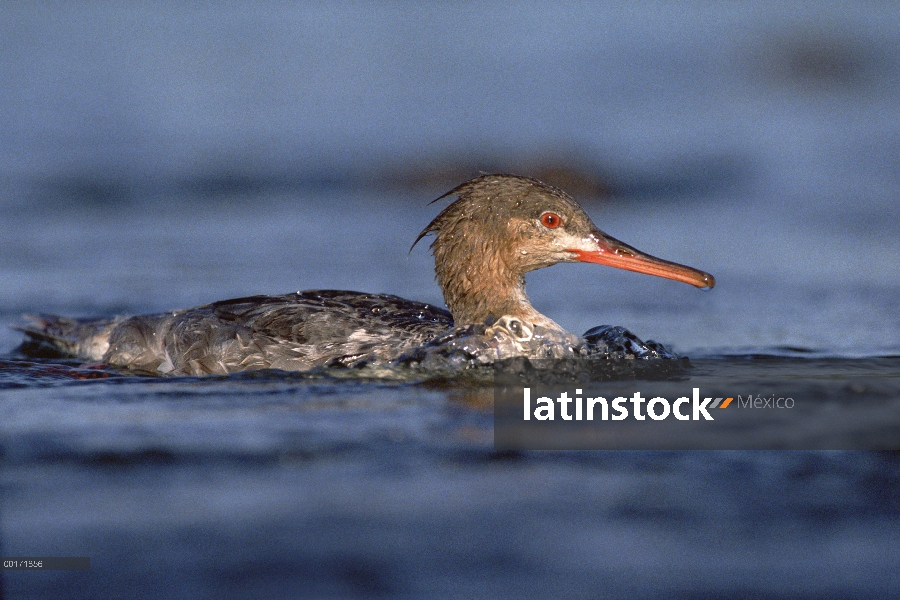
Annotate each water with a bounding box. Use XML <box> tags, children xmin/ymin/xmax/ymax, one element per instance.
<box><xmin>2</xmin><ymin>363</ymin><xmax>899</xmax><ymax>598</ymax></box>
<box><xmin>2</xmin><ymin>2</ymin><xmax>900</xmax><ymax>598</ymax></box>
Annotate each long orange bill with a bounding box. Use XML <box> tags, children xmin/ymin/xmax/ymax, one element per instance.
<box><xmin>569</xmin><ymin>230</ymin><xmax>715</xmax><ymax>290</ymax></box>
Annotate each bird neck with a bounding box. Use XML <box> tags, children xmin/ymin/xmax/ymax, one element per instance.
<box><xmin>432</xmin><ymin>230</ymin><xmax>546</xmax><ymax>326</ymax></box>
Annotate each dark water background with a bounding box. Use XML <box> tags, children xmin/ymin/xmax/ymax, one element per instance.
<box><xmin>2</xmin><ymin>3</ymin><xmax>900</xmax><ymax>598</ymax></box>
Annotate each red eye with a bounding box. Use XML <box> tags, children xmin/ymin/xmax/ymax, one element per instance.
<box><xmin>540</xmin><ymin>212</ymin><xmax>562</xmax><ymax>229</ymax></box>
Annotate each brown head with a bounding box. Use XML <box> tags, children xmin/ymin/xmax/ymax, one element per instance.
<box><xmin>413</xmin><ymin>174</ymin><xmax>714</xmax><ymax>326</ymax></box>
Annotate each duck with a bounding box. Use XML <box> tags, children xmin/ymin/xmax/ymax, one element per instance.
<box><xmin>17</xmin><ymin>174</ymin><xmax>714</xmax><ymax>375</ymax></box>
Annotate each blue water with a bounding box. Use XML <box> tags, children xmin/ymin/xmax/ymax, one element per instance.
<box><xmin>2</xmin><ymin>3</ymin><xmax>900</xmax><ymax>598</ymax></box>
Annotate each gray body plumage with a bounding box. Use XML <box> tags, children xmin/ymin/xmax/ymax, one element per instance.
<box><xmin>20</xmin><ymin>291</ymin><xmax>452</xmax><ymax>376</ymax></box>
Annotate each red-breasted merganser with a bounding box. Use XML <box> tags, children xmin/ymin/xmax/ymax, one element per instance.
<box><xmin>17</xmin><ymin>174</ymin><xmax>714</xmax><ymax>375</ymax></box>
